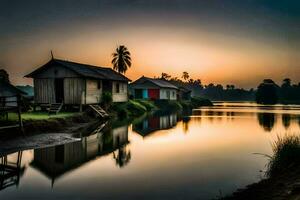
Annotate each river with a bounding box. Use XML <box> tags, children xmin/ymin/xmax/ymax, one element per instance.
<box><xmin>1</xmin><ymin>102</ymin><xmax>300</xmax><ymax>199</ymax></box>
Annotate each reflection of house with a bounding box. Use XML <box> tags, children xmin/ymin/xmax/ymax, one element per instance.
<box><xmin>31</xmin><ymin>125</ymin><xmax>129</xmax><ymax>184</ymax></box>
<box><xmin>130</xmin><ymin>76</ymin><xmax>178</xmax><ymax>100</ymax></box>
<box><xmin>133</xmin><ymin>114</ymin><xmax>177</xmax><ymax>137</ymax></box>
<box><xmin>0</xmin><ymin>151</ymin><xmax>25</xmax><ymax>191</ymax></box>
<box><xmin>25</xmin><ymin>58</ymin><xmax>130</xmax><ymax>104</ymax></box>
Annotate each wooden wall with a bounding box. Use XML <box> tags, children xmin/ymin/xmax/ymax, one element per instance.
<box><xmin>86</xmin><ymin>79</ymin><xmax>102</xmax><ymax>104</ymax></box>
<box><xmin>34</xmin><ymin>79</ymin><xmax>55</xmax><ymax>103</ymax></box>
<box><xmin>112</xmin><ymin>81</ymin><xmax>128</xmax><ymax>102</ymax></box>
<box><xmin>64</xmin><ymin>78</ymin><xmax>86</xmax><ymax>104</ymax></box>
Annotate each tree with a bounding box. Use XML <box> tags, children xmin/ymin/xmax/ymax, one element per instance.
<box><xmin>182</xmin><ymin>71</ymin><xmax>189</xmax><ymax>81</ymax></box>
<box><xmin>282</xmin><ymin>78</ymin><xmax>291</xmax><ymax>87</ymax></box>
<box><xmin>0</xmin><ymin>69</ymin><xmax>10</xmax><ymax>83</ymax></box>
<box><xmin>256</xmin><ymin>79</ymin><xmax>279</xmax><ymax>104</ymax></box>
<box><xmin>111</xmin><ymin>45</ymin><xmax>131</xmax><ymax>74</ymax></box>
<box><xmin>161</xmin><ymin>73</ymin><xmax>171</xmax><ymax>80</ymax></box>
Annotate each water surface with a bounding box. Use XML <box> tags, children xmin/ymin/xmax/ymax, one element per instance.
<box><xmin>1</xmin><ymin>102</ymin><xmax>300</xmax><ymax>199</ymax></box>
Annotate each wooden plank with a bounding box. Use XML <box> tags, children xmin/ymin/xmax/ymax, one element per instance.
<box><xmin>0</xmin><ymin>124</ymin><xmax>20</xmax><ymax>130</ymax></box>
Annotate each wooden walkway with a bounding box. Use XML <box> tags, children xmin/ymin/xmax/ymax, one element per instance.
<box><xmin>89</xmin><ymin>105</ymin><xmax>109</xmax><ymax>118</ymax></box>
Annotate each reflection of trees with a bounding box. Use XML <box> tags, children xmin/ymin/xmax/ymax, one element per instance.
<box><xmin>282</xmin><ymin>114</ymin><xmax>291</xmax><ymax>129</ymax></box>
<box><xmin>113</xmin><ymin>146</ymin><xmax>131</xmax><ymax>168</ymax></box>
<box><xmin>257</xmin><ymin>113</ymin><xmax>276</xmax><ymax>132</ymax></box>
<box><xmin>182</xmin><ymin>117</ymin><xmax>191</xmax><ymax>133</ymax></box>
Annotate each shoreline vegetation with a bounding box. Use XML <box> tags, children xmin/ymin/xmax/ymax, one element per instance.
<box><xmin>221</xmin><ymin>134</ymin><xmax>300</xmax><ymax>200</ymax></box>
<box><xmin>0</xmin><ymin>97</ymin><xmax>213</xmax><ymax>136</ymax></box>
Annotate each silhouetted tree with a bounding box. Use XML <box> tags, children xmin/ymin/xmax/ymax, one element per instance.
<box><xmin>256</xmin><ymin>79</ymin><xmax>279</xmax><ymax>104</ymax></box>
<box><xmin>161</xmin><ymin>72</ymin><xmax>171</xmax><ymax>80</ymax></box>
<box><xmin>182</xmin><ymin>71</ymin><xmax>189</xmax><ymax>81</ymax></box>
<box><xmin>112</xmin><ymin>45</ymin><xmax>131</xmax><ymax>74</ymax></box>
<box><xmin>0</xmin><ymin>69</ymin><xmax>10</xmax><ymax>83</ymax></box>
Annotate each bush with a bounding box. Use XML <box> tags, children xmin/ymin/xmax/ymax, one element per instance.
<box><xmin>267</xmin><ymin>134</ymin><xmax>300</xmax><ymax>177</ymax></box>
<box><xmin>155</xmin><ymin>100</ymin><xmax>183</xmax><ymax>111</ymax></box>
<box><xmin>135</xmin><ymin>100</ymin><xmax>157</xmax><ymax>111</ymax></box>
<box><xmin>127</xmin><ymin>100</ymin><xmax>147</xmax><ymax>116</ymax></box>
<box><xmin>102</xmin><ymin>92</ymin><xmax>113</xmax><ymax>110</ymax></box>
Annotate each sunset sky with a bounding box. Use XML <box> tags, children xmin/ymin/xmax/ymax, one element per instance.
<box><xmin>0</xmin><ymin>0</ymin><xmax>299</xmax><ymax>88</ymax></box>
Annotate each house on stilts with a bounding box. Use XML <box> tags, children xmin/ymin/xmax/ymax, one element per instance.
<box><xmin>25</xmin><ymin>58</ymin><xmax>130</xmax><ymax>113</ymax></box>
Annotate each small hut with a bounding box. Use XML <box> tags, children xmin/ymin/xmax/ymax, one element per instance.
<box><xmin>25</xmin><ymin>59</ymin><xmax>130</xmax><ymax>107</ymax></box>
<box><xmin>0</xmin><ymin>80</ymin><xmax>27</xmax><ymax>132</ymax></box>
<box><xmin>130</xmin><ymin>76</ymin><xmax>178</xmax><ymax>100</ymax></box>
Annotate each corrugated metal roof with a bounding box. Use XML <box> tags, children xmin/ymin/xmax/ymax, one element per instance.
<box><xmin>131</xmin><ymin>76</ymin><xmax>178</xmax><ymax>89</ymax></box>
<box><xmin>25</xmin><ymin>59</ymin><xmax>130</xmax><ymax>82</ymax></box>
<box><xmin>0</xmin><ymin>80</ymin><xmax>27</xmax><ymax>97</ymax></box>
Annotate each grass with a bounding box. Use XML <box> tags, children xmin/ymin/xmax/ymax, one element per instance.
<box><xmin>266</xmin><ymin>134</ymin><xmax>300</xmax><ymax>177</ymax></box>
<box><xmin>2</xmin><ymin>112</ymin><xmax>77</xmax><ymax>122</ymax></box>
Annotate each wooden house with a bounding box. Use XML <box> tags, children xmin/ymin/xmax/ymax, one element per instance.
<box><xmin>168</xmin><ymin>81</ymin><xmax>192</xmax><ymax>101</ymax></box>
<box><xmin>0</xmin><ymin>80</ymin><xmax>27</xmax><ymax>132</ymax></box>
<box><xmin>25</xmin><ymin>59</ymin><xmax>130</xmax><ymax>105</ymax></box>
<box><xmin>130</xmin><ymin>76</ymin><xmax>178</xmax><ymax>100</ymax></box>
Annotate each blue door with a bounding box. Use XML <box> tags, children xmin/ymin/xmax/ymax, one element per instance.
<box><xmin>142</xmin><ymin>89</ymin><xmax>148</xmax><ymax>99</ymax></box>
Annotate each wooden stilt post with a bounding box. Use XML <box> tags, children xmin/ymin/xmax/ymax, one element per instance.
<box><xmin>17</xmin><ymin>95</ymin><xmax>24</xmax><ymax>134</ymax></box>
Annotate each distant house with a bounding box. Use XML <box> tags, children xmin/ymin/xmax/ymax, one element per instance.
<box><xmin>168</xmin><ymin>81</ymin><xmax>192</xmax><ymax>101</ymax></box>
<box><xmin>0</xmin><ymin>80</ymin><xmax>27</xmax><ymax>108</ymax></box>
<box><xmin>130</xmin><ymin>76</ymin><xmax>178</xmax><ymax>100</ymax></box>
<box><xmin>0</xmin><ymin>80</ymin><xmax>27</xmax><ymax>131</ymax></box>
<box><xmin>25</xmin><ymin>59</ymin><xmax>130</xmax><ymax>105</ymax></box>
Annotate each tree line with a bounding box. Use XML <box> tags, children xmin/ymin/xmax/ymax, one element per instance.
<box><xmin>256</xmin><ymin>78</ymin><xmax>300</xmax><ymax>104</ymax></box>
<box><xmin>159</xmin><ymin>72</ymin><xmax>255</xmax><ymax>101</ymax></box>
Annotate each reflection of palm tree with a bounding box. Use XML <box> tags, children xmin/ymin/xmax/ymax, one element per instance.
<box><xmin>257</xmin><ymin>113</ymin><xmax>276</xmax><ymax>132</ymax></box>
<box><xmin>113</xmin><ymin>146</ymin><xmax>131</xmax><ymax>168</ymax></box>
<box><xmin>282</xmin><ymin>114</ymin><xmax>291</xmax><ymax>129</ymax></box>
<box><xmin>182</xmin><ymin>117</ymin><xmax>190</xmax><ymax>133</ymax></box>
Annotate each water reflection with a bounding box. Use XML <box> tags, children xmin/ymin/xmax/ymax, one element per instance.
<box><xmin>1</xmin><ymin>103</ymin><xmax>300</xmax><ymax>199</ymax></box>
<box><xmin>0</xmin><ymin>152</ymin><xmax>24</xmax><ymax>191</ymax></box>
<box><xmin>182</xmin><ymin>116</ymin><xmax>191</xmax><ymax>133</ymax></box>
<box><xmin>257</xmin><ymin>113</ymin><xmax>275</xmax><ymax>132</ymax></box>
<box><xmin>282</xmin><ymin>114</ymin><xmax>291</xmax><ymax>129</ymax></box>
<box><xmin>31</xmin><ymin>124</ymin><xmax>130</xmax><ymax>186</ymax></box>
<box><xmin>132</xmin><ymin>113</ymin><xmax>178</xmax><ymax>137</ymax></box>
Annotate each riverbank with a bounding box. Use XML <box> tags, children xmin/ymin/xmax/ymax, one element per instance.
<box><xmin>221</xmin><ymin>167</ymin><xmax>300</xmax><ymax>200</ymax></box>
<box><xmin>221</xmin><ymin>134</ymin><xmax>300</xmax><ymax>200</ymax></box>
<box><xmin>0</xmin><ymin>111</ymin><xmax>103</xmax><ymax>137</ymax></box>
<box><xmin>112</xmin><ymin>97</ymin><xmax>213</xmax><ymax>119</ymax></box>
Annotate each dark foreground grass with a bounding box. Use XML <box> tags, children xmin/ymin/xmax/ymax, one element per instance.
<box><xmin>267</xmin><ymin>134</ymin><xmax>300</xmax><ymax>177</ymax></box>
<box><xmin>222</xmin><ymin>134</ymin><xmax>300</xmax><ymax>200</ymax></box>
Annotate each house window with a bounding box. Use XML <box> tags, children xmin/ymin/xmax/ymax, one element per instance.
<box><xmin>97</xmin><ymin>81</ymin><xmax>101</xmax><ymax>89</ymax></box>
<box><xmin>172</xmin><ymin>91</ymin><xmax>175</xmax><ymax>98</ymax></box>
<box><xmin>116</xmin><ymin>83</ymin><xmax>120</xmax><ymax>93</ymax></box>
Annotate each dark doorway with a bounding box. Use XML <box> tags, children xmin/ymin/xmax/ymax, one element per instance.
<box><xmin>55</xmin><ymin>79</ymin><xmax>64</xmax><ymax>103</ymax></box>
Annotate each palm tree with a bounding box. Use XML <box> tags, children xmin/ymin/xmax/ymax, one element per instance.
<box><xmin>111</xmin><ymin>45</ymin><xmax>131</xmax><ymax>74</ymax></box>
<box><xmin>182</xmin><ymin>71</ymin><xmax>189</xmax><ymax>81</ymax></box>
